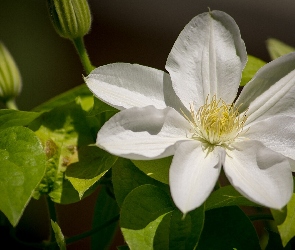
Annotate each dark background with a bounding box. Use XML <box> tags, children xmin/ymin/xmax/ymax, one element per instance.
<box><xmin>1</xmin><ymin>1</ymin><xmax>295</xmax><ymax>249</ymax></box>
<box><xmin>0</xmin><ymin>0</ymin><xmax>295</xmax><ymax>111</ymax></box>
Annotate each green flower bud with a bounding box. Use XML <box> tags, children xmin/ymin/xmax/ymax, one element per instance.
<box><xmin>0</xmin><ymin>42</ymin><xmax>22</xmax><ymax>103</ymax></box>
<box><xmin>47</xmin><ymin>0</ymin><xmax>92</xmax><ymax>40</ymax></box>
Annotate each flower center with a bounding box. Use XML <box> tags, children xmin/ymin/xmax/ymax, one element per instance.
<box><xmin>185</xmin><ymin>95</ymin><xmax>247</xmax><ymax>146</ymax></box>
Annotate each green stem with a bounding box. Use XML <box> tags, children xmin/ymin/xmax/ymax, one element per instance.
<box><xmin>9</xmin><ymin>213</ymin><xmax>119</xmax><ymax>249</ymax></box>
<box><xmin>65</xmin><ymin>214</ymin><xmax>120</xmax><ymax>245</ymax></box>
<box><xmin>47</xmin><ymin>196</ymin><xmax>57</xmax><ymax>222</ymax></box>
<box><xmin>46</xmin><ymin>196</ymin><xmax>58</xmax><ymax>249</ymax></box>
<box><xmin>248</xmin><ymin>214</ymin><xmax>274</xmax><ymax>221</ymax></box>
<box><xmin>9</xmin><ymin>227</ymin><xmax>46</xmax><ymax>249</ymax></box>
<box><xmin>44</xmin><ymin>214</ymin><xmax>119</xmax><ymax>248</ymax></box>
<box><xmin>72</xmin><ymin>37</ymin><xmax>95</xmax><ymax>75</ymax></box>
<box><xmin>5</xmin><ymin>99</ymin><xmax>18</xmax><ymax>110</ymax></box>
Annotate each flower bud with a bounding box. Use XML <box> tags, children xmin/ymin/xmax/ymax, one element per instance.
<box><xmin>0</xmin><ymin>42</ymin><xmax>22</xmax><ymax>102</ymax></box>
<box><xmin>47</xmin><ymin>0</ymin><xmax>92</xmax><ymax>40</ymax></box>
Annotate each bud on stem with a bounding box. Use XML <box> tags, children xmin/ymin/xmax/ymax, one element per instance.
<box><xmin>47</xmin><ymin>0</ymin><xmax>91</xmax><ymax>40</ymax></box>
<box><xmin>0</xmin><ymin>42</ymin><xmax>22</xmax><ymax>106</ymax></box>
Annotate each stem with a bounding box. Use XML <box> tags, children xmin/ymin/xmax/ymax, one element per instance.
<box><xmin>47</xmin><ymin>196</ymin><xmax>57</xmax><ymax>222</ymax></box>
<box><xmin>9</xmin><ymin>227</ymin><xmax>46</xmax><ymax>249</ymax></box>
<box><xmin>72</xmin><ymin>37</ymin><xmax>95</xmax><ymax>75</ymax></box>
<box><xmin>46</xmin><ymin>195</ymin><xmax>58</xmax><ymax>249</ymax></box>
<box><xmin>65</xmin><ymin>214</ymin><xmax>120</xmax><ymax>245</ymax></box>
<box><xmin>5</xmin><ymin>99</ymin><xmax>18</xmax><ymax>110</ymax></box>
<box><xmin>9</xmin><ymin>210</ymin><xmax>119</xmax><ymax>249</ymax></box>
<box><xmin>248</xmin><ymin>214</ymin><xmax>274</xmax><ymax>221</ymax></box>
<box><xmin>8</xmin><ymin>197</ymin><xmax>56</xmax><ymax>250</ymax></box>
<box><xmin>44</xmin><ymin>213</ymin><xmax>120</xmax><ymax>248</ymax></box>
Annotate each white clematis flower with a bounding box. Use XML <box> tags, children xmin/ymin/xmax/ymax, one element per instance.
<box><xmin>86</xmin><ymin>10</ymin><xmax>295</xmax><ymax>214</ymax></box>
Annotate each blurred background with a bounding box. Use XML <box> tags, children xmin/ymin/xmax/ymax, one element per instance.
<box><xmin>1</xmin><ymin>0</ymin><xmax>295</xmax><ymax>249</ymax></box>
<box><xmin>1</xmin><ymin>0</ymin><xmax>295</xmax><ymax>111</ymax></box>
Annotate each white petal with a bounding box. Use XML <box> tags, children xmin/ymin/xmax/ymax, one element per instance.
<box><xmin>97</xmin><ymin>106</ymin><xmax>191</xmax><ymax>160</ymax></box>
<box><xmin>246</xmin><ymin>115</ymin><xmax>295</xmax><ymax>161</ymax></box>
<box><xmin>169</xmin><ymin>141</ymin><xmax>224</xmax><ymax>214</ymax></box>
<box><xmin>288</xmin><ymin>158</ymin><xmax>295</xmax><ymax>172</ymax></box>
<box><xmin>86</xmin><ymin>63</ymin><xmax>168</xmax><ymax>110</ymax></box>
<box><xmin>166</xmin><ymin>10</ymin><xmax>247</xmax><ymax>109</ymax></box>
<box><xmin>224</xmin><ymin>140</ymin><xmax>293</xmax><ymax>209</ymax></box>
<box><xmin>236</xmin><ymin>52</ymin><xmax>295</xmax><ymax>124</ymax></box>
<box><xmin>162</xmin><ymin>73</ymin><xmax>189</xmax><ymax>115</ymax></box>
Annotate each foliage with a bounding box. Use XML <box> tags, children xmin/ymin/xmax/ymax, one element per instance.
<box><xmin>0</xmin><ymin>2</ymin><xmax>295</xmax><ymax>250</ymax></box>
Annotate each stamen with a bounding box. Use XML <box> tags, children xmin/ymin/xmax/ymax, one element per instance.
<box><xmin>184</xmin><ymin>95</ymin><xmax>248</xmax><ymax>146</ymax></box>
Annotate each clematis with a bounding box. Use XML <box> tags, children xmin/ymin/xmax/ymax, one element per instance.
<box><xmin>86</xmin><ymin>10</ymin><xmax>295</xmax><ymax>214</ymax></box>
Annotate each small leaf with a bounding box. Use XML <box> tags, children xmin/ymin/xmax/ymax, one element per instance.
<box><xmin>66</xmin><ymin>146</ymin><xmax>117</xmax><ymax>198</ymax></box>
<box><xmin>265</xmin><ymin>229</ymin><xmax>292</xmax><ymax>250</ymax></box>
<box><xmin>51</xmin><ymin>220</ymin><xmax>66</xmax><ymax>250</ymax></box>
<box><xmin>266</xmin><ymin>38</ymin><xmax>295</xmax><ymax>60</ymax></box>
<box><xmin>89</xmin><ymin>97</ymin><xmax>118</xmax><ymax>116</ymax></box>
<box><xmin>86</xmin><ymin>110</ymin><xmax>118</xmax><ymax>139</ymax></box>
<box><xmin>0</xmin><ymin>127</ymin><xmax>46</xmax><ymax>226</ymax></box>
<box><xmin>240</xmin><ymin>55</ymin><xmax>266</xmax><ymax>86</ymax></box>
<box><xmin>112</xmin><ymin>158</ymin><xmax>169</xmax><ymax>207</ymax></box>
<box><xmin>205</xmin><ymin>185</ymin><xmax>260</xmax><ymax>210</ymax></box>
<box><xmin>132</xmin><ymin>156</ymin><xmax>172</xmax><ymax>184</ymax></box>
<box><xmin>120</xmin><ymin>184</ymin><xmax>173</xmax><ymax>250</ymax></box>
<box><xmin>91</xmin><ymin>186</ymin><xmax>120</xmax><ymax>250</ymax></box>
<box><xmin>33</xmin><ymin>84</ymin><xmax>93</xmax><ymax>112</ymax></box>
<box><xmin>0</xmin><ymin>109</ymin><xmax>41</xmax><ymax>131</ymax></box>
<box><xmin>49</xmin><ymin>178</ymin><xmax>99</xmax><ymax>204</ymax></box>
<box><xmin>197</xmin><ymin>206</ymin><xmax>261</xmax><ymax>250</ymax></box>
<box><xmin>271</xmin><ymin>194</ymin><xmax>295</xmax><ymax>247</ymax></box>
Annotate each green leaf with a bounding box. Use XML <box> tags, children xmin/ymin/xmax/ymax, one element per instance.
<box><xmin>51</xmin><ymin>178</ymin><xmax>99</xmax><ymax>204</ymax></box>
<box><xmin>113</xmin><ymin>159</ymin><xmax>207</xmax><ymax>249</ymax></box>
<box><xmin>168</xmin><ymin>210</ymin><xmax>194</xmax><ymax>250</ymax></box>
<box><xmin>165</xmin><ymin>206</ymin><xmax>205</xmax><ymax>250</ymax></box>
<box><xmin>240</xmin><ymin>55</ymin><xmax>266</xmax><ymax>86</ymax></box>
<box><xmin>51</xmin><ymin>220</ymin><xmax>66</xmax><ymax>250</ymax></box>
<box><xmin>205</xmin><ymin>185</ymin><xmax>260</xmax><ymax>210</ymax></box>
<box><xmin>0</xmin><ymin>126</ymin><xmax>46</xmax><ymax>226</ymax></box>
<box><xmin>120</xmin><ymin>185</ymin><xmax>205</xmax><ymax>250</ymax></box>
<box><xmin>86</xmin><ymin>97</ymin><xmax>118</xmax><ymax>140</ymax></box>
<box><xmin>120</xmin><ymin>184</ymin><xmax>173</xmax><ymax>250</ymax></box>
<box><xmin>266</xmin><ymin>38</ymin><xmax>295</xmax><ymax>60</ymax></box>
<box><xmin>29</xmin><ymin>100</ymin><xmax>95</xmax><ymax>204</ymax></box>
<box><xmin>65</xmin><ymin>146</ymin><xmax>117</xmax><ymax>198</ymax></box>
<box><xmin>89</xmin><ymin>97</ymin><xmax>118</xmax><ymax>115</ymax></box>
<box><xmin>271</xmin><ymin>194</ymin><xmax>295</xmax><ymax>247</ymax></box>
<box><xmin>91</xmin><ymin>185</ymin><xmax>120</xmax><ymax>250</ymax></box>
<box><xmin>185</xmin><ymin>205</ymin><xmax>205</xmax><ymax>250</ymax></box>
<box><xmin>86</xmin><ymin>110</ymin><xmax>118</xmax><ymax>140</ymax></box>
<box><xmin>197</xmin><ymin>206</ymin><xmax>261</xmax><ymax>250</ymax></box>
<box><xmin>132</xmin><ymin>156</ymin><xmax>172</xmax><ymax>184</ymax></box>
<box><xmin>112</xmin><ymin>158</ymin><xmax>169</xmax><ymax>207</ymax></box>
<box><xmin>153</xmin><ymin>207</ymin><xmax>205</xmax><ymax>250</ymax></box>
<box><xmin>0</xmin><ymin>109</ymin><xmax>41</xmax><ymax>131</ymax></box>
<box><xmin>265</xmin><ymin>229</ymin><xmax>292</xmax><ymax>250</ymax></box>
<box><xmin>33</xmin><ymin>84</ymin><xmax>93</xmax><ymax>112</ymax></box>
<box><xmin>152</xmin><ymin>213</ymin><xmax>171</xmax><ymax>249</ymax></box>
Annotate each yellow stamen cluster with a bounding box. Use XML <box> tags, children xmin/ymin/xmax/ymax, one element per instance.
<box><xmin>186</xmin><ymin>95</ymin><xmax>247</xmax><ymax>146</ymax></box>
